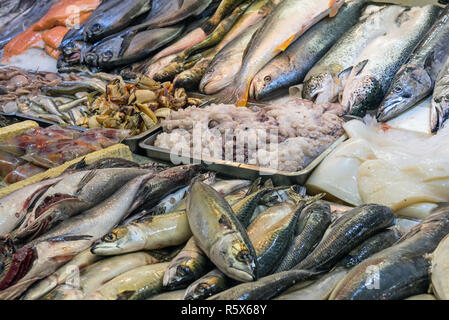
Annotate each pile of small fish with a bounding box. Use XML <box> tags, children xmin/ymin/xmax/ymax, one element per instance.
<box><xmin>1</xmin><ymin>170</ymin><xmax>448</xmax><ymax>300</ymax></box>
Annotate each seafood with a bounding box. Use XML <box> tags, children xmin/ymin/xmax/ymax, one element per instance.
<box><xmin>86</xmin><ymin>262</ymin><xmax>170</xmax><ymax>300</ymax></box>
<box><xmin>343</xmin><ymin>5</ymin><xmax>440</xmax><ymax>117</ymax></box>
<box><xmin>186</xmin><ymin>181</ymin><xmax>257</xmax><ymax>282</ymax></box>
<box><xmin>431</xmin><ymin>233</ymin><xmax>449</xmax><ymax>300</ymax></box>
<box><xmin>275</xmin><ymin>201</ymin><xmax>332</xmax><ymax>272</ymax></box>
<box><xmin>302</xmin><ymin>5</ymin><xmax>407</xmax><ymax>104</ymax></box>
<box><xmin>378</xmin><ymin>5</ymin><xmax>449</xmax><ymax>122</ymax></box>
<box><xmin>294</xmin><ymin>204</ymin><xmax>395</xmax><ymax>272</ymax></box>
<box><xmin>251</xmin><ymin>0</ymin><xmax>367</xmax><ymax>100</ymax></box>
<box><xmin>184</xmin><ymin>268</ymin><xmax>232</xmax><ymax>300</ymax></box>
<box><xmin>330</xmin><ymin>205</ymin><xmax>449</xmax><ymax>300</ymax></box>
<box><xmin>431</xmin><ymin>55</ymin><xmax>449</xmax><ymax>132</ymax></box>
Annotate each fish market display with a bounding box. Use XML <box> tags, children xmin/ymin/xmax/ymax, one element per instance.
<box><xmin>155</xmin><ymin>97</ymin><xmax>345</xmax><ymax>172</ymax></box>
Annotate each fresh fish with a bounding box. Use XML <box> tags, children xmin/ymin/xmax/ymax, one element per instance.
<box><xmin>275</xmin><ymin>267</ymin><xmax>348</xmax><ymax>300</ymax></box>
<box><xmin>343</xmin><ymin>5</ymin><xmax>441</xmax><ymax>117</ymax></box>
<box><xmin>275</xmin><ymin>201</ymin><xmax>332</xmax><ymax>272</ymax></box>
<box><xmin>330</xmin><ymin>204</ymin><xmax>449</xmax><ymax>300</ymax></box>
<box><xmin>173</xmin><ymin>55</ymin><xmax>214</xmax><ymax>91</ymax></box>
<box><xmin>58</xmin><ymin>97</ymin><xmax>88</xmax><ymax>113</ymax></box>
<box><xmin>431</xmin><ymin>54</ymin><xmax>449</xmax><ymax>132</ymax></box>
<box><xmin>145</xmin><ymin>54</ymin><xmax>180</xmax><ymax>78</ymax></box>
<box><xmin>83</xmin><ymin>0</ymin><xmax>152</xmax><ymax>42</ymax></box>
<box><xmin>64</xmin><ymin>157</ymin><xmax>140</xmax><ymax>173</ymax></box>
<box><xmin>205</xmin><ymin>0</ymin><xmax>247</xmax><ymax>32</ymax></box>
<box><xmin>378</xmin><ymin>5</ymin><xmax>448</xmax><ymax>122</ymax></box>
<box><xmin>208</xmin><ymin>270</ymin><xmax>317</xmax><ymax>300</ymax></box>
<box><xmin>431</xmin><ymin>233</ymin><xmax>449</xmax><ymax>300</ymax></box>
<box><xmin>302</xmin><ymin>5</ymin><xmax>407</xmax><ymax>104</ymax></box>
<box><xmin>41</xmin><ymin>80</ymin><xmax>106</xmax><ymax>95</ymax></box>
<box><xmin>217</xmin><ymin>0</ymin><xmax>345</xmax><ymax>106</ymax></box>
<box><xmin>0</xmin><ymin>177</ymin><xmax>61</xmax><ymax>236</ymax></box>
<box><xmin>186</xmin><ymin>181</ymin><xmax>257</xmax><ymax>282</ymax></box>
<box><xmin>163</xmin><ymin>237</ymin><xmax>211</xmax><ymax>290</ymax></box>
<box><xmin>86</xmin><ymin>262</ymin><xmax>170</xmax><ymax>300</ymax></box>
<box><xmin>184</xmin><ymin>268</ymin><xmax>232</xmax><ymax>300</ymax></box>
<box><xmin>336</xmin><ymin>229</ymin><xmax>400</xmax><ymax>269</ymax></box>
<box><xmin>148</xmin><ymin>290</ymin><xmax>186</xmax><ymax>300</ymax></box>
<box><xmin>294</xmin><ymin>204</ymin><xmax>395</xmax><ymax>272</ymax></box>
<box><xmin>15</xmin><ymin>168</ymin><xmax>151</xmax><ymax>241</ymax></box>
<box><xmin>200</xmin><ymin>22</ymin><xmax>261</xmax><ymax>95</ymax></box>
<box><xmin>91</xmin><ymin>210</ymin><xmax>191</xmax><ymax>256</ymax></box>
<box><xmin>21</xmin><ymin>249</ymin><xmax>101</xmax><ymax>300</ymax></box>
<box><xmin>251</xmin><ymin>0</ymin><xmax>368</xmax><ymax>100</ymax></box>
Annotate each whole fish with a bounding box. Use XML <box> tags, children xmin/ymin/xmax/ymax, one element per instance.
<box><xmin>186</xmin><ymin>181</ymin><xmax>257</xmax><ymax>282</ymax></box>
<box><xmin>21</xmin><ymin>249</ymin><xmax>101</xmax><ymax>300</ymax></box>
<box><xmin>431</xmin><ymin>233</ymin><xmax>449</xmax><ymax>299</ymax></box>
<box><xmin>251</xmin><ymin>0</ymin><xmax>368</xmax><ymax>101</ymax></box>
<box><xmin>85</xmin><ymin>24</ymin><xmax>185</xmax><ymax>70</ymax></box>
<box><xmin>336</xmin><ymin>229</ymin><xmax>400</xmax><ymax>269</ymax></box>
<box><xmin>248</xmin><ymin>201</ymin><xmax>302</xmax><ymax>277</ymax></box>
<box><xmin>90</xmin><ymin>210</ymin><xmax>192</xmax><ymax>255</ymax></box>
<box><xmin>275</xmin><ymin>267</ymin><xmax>348</xmax><ymax>300</ymax></box>
<box><xmin>200</xmin><ymin>22</ymin><xmax>261</xmax><ymax>95</ymax></box>
<box><xmin>0</xmin><ymin>177</ymin><xmax>61</xmax><ymax>236</ymax></box>
<box><xmin>173</xmin><ymin>55</ymin><xmax>214</xmax><ymax>91</ymax></box>
<box><xmin>302</xmin><ymin>5</ymin><xmax>407</xmax><ymax>104</ymax></box>
<box><xmin>378</xmin><ymin>5</ymin><xmax>448</xmax><ymax>122</ymax></box>
<box><xmin>208</xmin><ymin>270</ymin><xmax>317</xmax><ymax>300</ymax></box>
<box><xmin>163</xmin><ymin>237</ymin><xmax>211</xmax><ymax>290</ymax></box>
<box><xmin>184</xmin><ymin>268</ymin><xmax>232</xmax><ymax>300</ymax></box>
<box><xmin>343</xmin><ymin>5</ymin><xmax>441</xmax><ymax>117</ymax></box>
<box><xmin>16</xmin><ymin>168</ymin><xmax>151</xmax><ymax>241</ymax></box>
<box><xmin>431</xmin><ymin>55</ymin><xmax>449</xmax><ymax>132</ymax></box>
<box><xmin>86</xmin><ymin>262</ymin><xmax>170</xmax><ymax>300</ymax></box>
<box><xmin>217</xmin><ymin>0</ymin><xmax>345</xmax><ymax>106</ymax></box>
<box><xmin>231</xmin><ymin>185</ymin><xmax>274</xmax><ymax>228</ymax></box>
<box><xmin>204</xmin><ymin>0</ymin><xmax>247</xmax><ymax>33</ymax></box>
<box><xmin>294</xmin><ymin>204</ymin><xmax>395</xmax><ymax>272</ymax></box>
<box><xmin>83</xmin><ymin>0</ymin><xmax>153</xmax><ymax>42</ymax></box>
<box><xmin>330</xmin><ymin>205</ymin><xmax>449</xmax><ymax>300</ymax></box>
<box><xmin>275</xmin><ymin>201</ymin><xmax>332</xmax><ymax>272</ymax></box>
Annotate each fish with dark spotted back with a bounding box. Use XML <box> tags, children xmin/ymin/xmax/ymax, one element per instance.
<box><xmin>330</xmin><ymin>204</ymin><xmax>449</xmax><ymax>300</ymax></box>
<box><xmin>294</xmin><ymin>204</ymin><xmax>395</xmax><ymax>272</ymax></box>
<box><xmin>186</xmin><ymin>181</ymin><xmax>257</xmax><ymax>282</ymax></box>
<box><xmin>343</xmin><ymin>5</ymin><xmax>441</xmax><ymax>117</ymax></box>
<box><xmin>275</xmin><ymin>201</ymin><xmax>332</xmax><ymax>272</ymax></box>
<box><xmin>251</xmin><ymin>0</ymin><xmax>368</xmax><ymax>101</ymax></box>
<box><xmin>377</xmin><ymin>5</ymin><xmax>448</xmax><ymax>122</ymax></box>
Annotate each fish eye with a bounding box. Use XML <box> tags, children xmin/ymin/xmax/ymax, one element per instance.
<box><xmin>236</xmin><ymin>250</ymin><xmax>250</xmax><ymax>263</ymax></box>
<box><xmin>91</xmin><ymin>24</ymin><xmax>102</xmax><ymax>34</ymax></box>
<box><xmin>103</xmin><ymin>232</ymin><xmax>117</xmax><ymax>242</ymax></box>
<box><xmin>264</xmin><ymin>76</ymin><xmax>271</xmax><ymax>83</ymax></box>
<box><xmin>393</xmin><ymin>85</ymin><xmax>402</xmax><ymax>93</ymax></box>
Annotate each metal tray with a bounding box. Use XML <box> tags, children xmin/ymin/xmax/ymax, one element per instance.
<box><xmin>0</xmin><ymin>111</ymin><xmax>160</xmax><ymax>153</ymax></box>
<box><xmin>139</xmin><ymin>128</ymin><xmax>347</xmax><ymax>185</ymax></box>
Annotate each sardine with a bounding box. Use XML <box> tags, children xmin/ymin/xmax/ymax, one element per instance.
<box><xmin>86</xmin><ymin>262</ymin><xmax>170</xmax><ymax>300</ymax></box>
<box><xmin>378</xmin><ymin>5</ymin><xmax>448</xmax><ymax>122</ymax></box>
<box><xmin>163</xmin><ymin>237</ymin><xmax>211</xmax><ymax>290</ymax></box>
<box><xmin>216</xmin><ymin>0</ymin><xmax>345</xmax><ymax>106</ymax></box>
<box><xmin>186</xmin><ymin>181</ymin><xmax>257</xmax><ymax>282</ymax></box>
<box><xmin>275</xmin><ymin>201</ymin><xmax>332</xmax><ymax>272</ymax></box>
<box><xmin>184</xmin><ymin>268</ymin><xmax>232</xmax><ymax>300</ymax></box>
<box><xmin>330</xmin><ymin>204</ymin><xmax>449</xmax><ymax>300</ymax></box>
<box><xmin>251</xmin><ymin>0</ymin><xmax>368</xmax><ymax>100</ymax></box>
<box><xmin>294</xmin><ymin>204</ymin><xmax>395</xmax><ymax>272</ymax></box>
<box><xmin>431</xmin><ymin>233</ymin><xmax>449</xmax><ymax>300</ymax></box>
<box><xmin>343</xmin><ymin>5</ymin><xmax>441</xmax><ymax>117</ymax></box>
<box><xmin>302</xmin><ymin>4</ymin><xmax>407</xmax><ymax>104</ymax></box>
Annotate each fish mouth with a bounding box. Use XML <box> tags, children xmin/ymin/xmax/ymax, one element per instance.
<box><xmin>377</xmin><ymin>97</ymin><xmax>405</xmax><ymax>122</ymax></box>
<box><xmin>227</xmin><ymin>266</ymin><xmax>255</xmax><ymax>282</ymax></box>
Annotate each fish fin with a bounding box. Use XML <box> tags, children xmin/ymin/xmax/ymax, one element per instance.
<box><xmin>44</xmin><ymin>235</ymin><xmax>93</xmax><ymax>243</ymax></box>
<box><xmin>337</xmin><ymin>66</ymin><xmax>353</xmax><ymax>85</ymax></box>
<box><xmin>75</xmin><ymin>169</ymin><xmax>98</xmax><ymax>195</ymax></box>
<box><xmin>64</xmin><ymin>157</ymin><xmax>87</xmax><ymax>173</ymax></box>
<box><xmin>328</xmin><ymin>0</ymin><xmax>341</xmax><ymax>18</ymax></box>
<box><xmin>353</xmin><ymin>60</ymin><xmax>368</xmax><ymax>76</ymax></box>
<box><xmin>246</xmin><ymin>178</ymin><xmax>262</xmax><ymax>196</ymax></box>
<box><xmin>263</xmin><ymin>179</ymin><xmax>274</xmax><ymax>188</ymax></box>
<box><xmin>274</xmin><ymin>34</ymin><xmax>296</xmax><ymax>53</ymax></box>
<box><xmin>236</xmin><ymin>78</ymin><xmax>253</xmax><ymax>107</ymax></box>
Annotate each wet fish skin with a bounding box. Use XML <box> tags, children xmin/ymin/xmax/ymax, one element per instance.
<box><xmin>344</xmin><ymin>5</ymin><xmax>441</xmax><ymax>117</ymax></box>
<box><xmin>187</xmin><ymin>181</ymin><xmax>257</xmax><ymax>282</ymax></box>
<box><xmin>302</xmin><ymin>5</ymin><xmax>407</xmax><ymax>104</ymax></box>
<box><xmin>232</xmin><ymin>186</ymin><xmax>274</xmax><ymax>228</ymax></box>
<box><xmin>294</xmin><ymin>204</ymin><xmax>395</xmax><ymax>272</ymax></box>
<box><xmin>431</xmin><ymin>53</ymin><xmax>449</xmax><ymax>132</ymax></box>
<box><xmin>336</xmin><ymin>229</ymin><xmax>400</xmax><ymax>269</ymax></box>
<box><xmin>208</xmin><ymin>270</ymin><xmax>317</xmax><ymax>300</ymax></box>
<box><xmin>184</xmin><ymin>268</ymin><xmax>232</xmax><ymax>300</ymax></box>
<box><xmin>251</xmin><ymin>0</ymin><xmax>368</xmax><ymax>101</ymax></box>
<box><xmin>174</xmin><ymin>56</ymin><xmax>214</xmax><ymax>91</ymax></box>
<box><xmin>378</xmin><ymin>5</ymin><xmax>448</xmax><ymax>122</ymax></box>
<box><xmin>330</xmin><ymin>205</ymin><xmax>449</xmax><ymax>300</ymax></box>
<box><xmin>163</xmin><ymin>237</ymin><xmax>211</xmax><ymax>291</ymax></box>
<box><xmin>275</xmin><ymin>201</ymin><xmax>332</xmax><ymax>272</ymax></box>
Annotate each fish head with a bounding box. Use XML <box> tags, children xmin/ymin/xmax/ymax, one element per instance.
<box><xmin>377</xmin><ymin>65</ymin><xmax>431</xmax><ymax>122</ymax></box>
<box><xmin>163</xmin><ymin>257</ymin><xmax>199</xmax><ymax>290</ymax></box>
<box><xmin>186</xmin><ymin>279</ymin><xmax>217</xmax><ymax>300</ymax></box>
<box><xmin>302</xmin><ymin>72</ymin><xmax>338</xmax><ymax>103</ymax></box>
<box><xmin>90</xmin><ymin>225</ymin><xmax>145</xmax><ymax>255</ymax></box>
<box><xmin>431</xmin><ymin>92</ymin><xmax>449</xmax><ymax>133</ymax></box>
<box><xmin>84</xmin><ymin>23</ymin><xmax>105</xmax><ymax>41</ymax></box>
<box><xmin>210</xmin><ymin>235</ymin><xmax>256</xmax><ymax>282</ymax></box>
<box><xmin>345</xmin><ymin>75</ymin><xmax>383</xmax><ymax>117</ymax></box>
<box><xmin>250</xmin><ymin>68</ymin><xmax>279</xmax><ymax>101</ymax></box>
